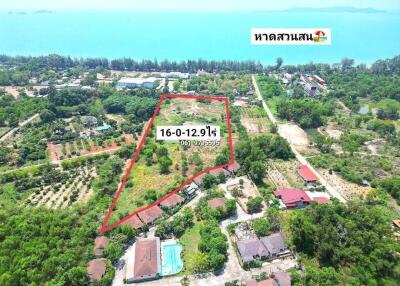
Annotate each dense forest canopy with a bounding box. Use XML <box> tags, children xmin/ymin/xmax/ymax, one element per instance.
<box><xmin>290</xmin><ymin>202</ymin><xmax>400</xmax><ymax>286</ymax></box>
<box><xmin>0</xmin><ymin>54</ymin><xmax>399</xmax><ymax>87</ymax></box>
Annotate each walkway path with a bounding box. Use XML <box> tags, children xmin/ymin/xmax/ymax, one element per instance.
<box><xmin>252</xmin><ymin>75</ymin><xmax>346</xmax><ymax>203</ymax></box>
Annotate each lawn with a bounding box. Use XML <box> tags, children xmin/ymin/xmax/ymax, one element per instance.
<box><xmin>266</xmin><ymin>96</ymin><xmax>282</xmax><ymax>116</ymax></box>
<box><xmin>0</xmin><ymin>127</ymin><xmax>10</xmax><ymax>137</ymax></box>
<box><xmin>179</xmin><ymin>222</ymin><xmax>202</xmax><ymax>275</ymax></box>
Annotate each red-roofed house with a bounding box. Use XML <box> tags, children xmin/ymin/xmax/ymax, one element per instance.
<box><xmin>138</xmin><ymin>206</ymin><xmax>163</xmax><ymax>225</ymax></box>
<box><xmin>126</xmin><ymin>237</ymin><xmax>161</xmax><ymax>283</ymax></box>
<box><xmin>93</xmin><ymin>236</ymin><xmax>109</xmax><ymax>256</ymax></box>
<box><xmin>273</xmin><ymin>188</ymin><xmax>311</xmax><ymax>209</ymax></box>
<box><xmin>124</xmin><ymin>214</ymin><xmax>143</xmax><ymax>229</ymax></box>
<box><xmin>298</xmin><ymin>165</ymin><xmax>318</xmax><ymax>183</ymax></box>
<box><xmin>160</xmin><ymin>193</ymin><xmax>184</xmax><ymax>209</ymax></box>
<box><xmin>209</xmin><ymin>197</ymin><xmax>227</xmax><ymax>210</ymax></box>
<box><xmin>87</xmin><ymin>259</ymin><xmax>107</xmax><ymax>282</ymax></box>
<box><xmin>313</xmin><ymin>197</ymin><xmax>330</xmax><ymax>204</ymax></box>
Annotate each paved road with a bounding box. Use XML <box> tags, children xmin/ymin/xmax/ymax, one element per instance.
<box><xmin>252</xmin><ymin>75</ymin><xmax>346</xmax><ymax>203</ymax></box>
<box><xmin>0</xmin><ymin>113</ymin><xmax>40</xmax><ymax>143</ymax></box>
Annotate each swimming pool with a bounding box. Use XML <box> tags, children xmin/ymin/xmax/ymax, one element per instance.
<box><xmin>160</xmin><ymin>241</ymin><xmax>183</xmax><ymax>276</ymax></box>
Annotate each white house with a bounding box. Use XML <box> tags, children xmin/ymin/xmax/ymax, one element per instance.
<box><xmin>160</xmin><ymin>72</ymin><xmax>190</xmax><ymax>79</ymax></box>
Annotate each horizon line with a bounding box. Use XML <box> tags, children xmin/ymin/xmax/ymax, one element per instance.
<box><xmin>2</xmin><ymin>6</ymin><xmax>399</xmax><ymax>13</ymax></box>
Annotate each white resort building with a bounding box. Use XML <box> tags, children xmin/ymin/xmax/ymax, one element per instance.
<box><xmin>116</xmin><ymin>77</ymin><xmax>158</xmax><ymax>90</ymax></box>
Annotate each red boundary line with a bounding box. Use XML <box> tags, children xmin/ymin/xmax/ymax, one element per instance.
<box><xmin>99</xmin><ymin>94</ymin><xmax>235</xmax><ymax>233</ymax></box>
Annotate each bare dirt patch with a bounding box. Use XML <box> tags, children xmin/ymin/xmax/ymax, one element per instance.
<box><xmin>319</xmin><ymin>123</ymin><xmax>343</xmax><ymax>139</ymax></box>
<box><xmin>279</xmin><ymin>123</ymin><xmax>309</xmax><ymax>147</ymax></box>
<box><xmin>268</xmin><ymin>160</ymin><xmax>304</xmax><ymax>188</ymax></box>
<box><xmin>318</xmin><ymin>169</ymin><xmax>372</xmax><ymax>200</ymax></box>
<box><xmin>241</xmin><ymin>118</ymin><xmax>268</xmax><ymax>134</ymax></box>
<box><xmin>226</xmin><ymin>176</ymin><xmax>265</xmax><ymax>213</ymax></box>
<box><xmin>365</xmin><ymin>138</ymin><xmax>385</xmax><ymax>155</ymax></box>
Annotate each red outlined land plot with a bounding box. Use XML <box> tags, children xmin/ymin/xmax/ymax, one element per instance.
<box><xmin>100</xmin><ymin>94</ymin><xmax>235</xmax><ymax>233</ymax></box>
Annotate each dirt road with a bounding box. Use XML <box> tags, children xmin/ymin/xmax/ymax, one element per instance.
<box><xmin>252</xmin><ymin>75</ymin><xmax>346</xmax><ymax>203</ymax></box>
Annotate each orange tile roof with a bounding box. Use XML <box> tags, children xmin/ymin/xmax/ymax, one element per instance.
<box><xmin>134</xmin><ymin>238</ymin><xmax>160</xmax><ymax>278</ymax></box>
<box><xmin>138</xmin><ymin>206</ymin><xmax>163</xmax><ymax>224</ymax></box>
<box><xmin>87</xmin><ymin>259</ymin><xmax>106</xmax><ymax>282</ymax></box>
<box><xmin>160</xmin><ymin>194</ymin><xmax>184</xmax><ymax>208</ymax></box>
<box><xmin>93</xmin><ymin>236</ymin><xmax>109</xmax><ymax>256</ymax></box>
<box><xmin>124</xmin><ymin>215</ymin><xmax>143</xmax><ymax>229</ymax></box>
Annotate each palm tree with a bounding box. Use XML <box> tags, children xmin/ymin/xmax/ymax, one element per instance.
<box><xmin>276</xmin><ymin>57</ymin><xmax>284</xmax><ymax>70</ymax></box>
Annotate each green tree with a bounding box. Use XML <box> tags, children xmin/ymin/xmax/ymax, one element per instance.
<box><xmin>246</xmin><ymin>196</ymin><xmax>263</xmax><ymax>213</ymax></box>
<box><xmin>252</xmin><ymin>219</ymin><xmax>273</xmax><ymax>237</ymax></box>
<box><xmin>202</xmin><ymin>174</ymin><xmax>217</xmax><ymax>189</ymax></box>
<box><xmin>159</xmin><ymin>156</ymin><xmax>172</xmax><ymax>174</ymax></box>
<box><xmin>40</xmin><ymin>109</ymin><xmax>56</xmax><ymax>123</ymax></box>
<box><xmin>103</xmin><ymin>242</ymin><xmax>123</xmax><ymax>263</ymax></box>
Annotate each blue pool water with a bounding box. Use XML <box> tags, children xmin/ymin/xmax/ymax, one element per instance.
<box><xmin>160</xmin><ymin>242</ymin><xmax>183</xmax><ymax>276</ymax></box>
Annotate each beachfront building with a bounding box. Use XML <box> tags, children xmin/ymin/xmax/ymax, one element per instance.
<box><xmin>159</xmin><ymin>72</ymin><xmax>190</xmax><ymax>79</ymax></box>
<box><xmin>116</xmin><ymin>77</ymin><xmax>158</xmax><ymax>90</ymax></box>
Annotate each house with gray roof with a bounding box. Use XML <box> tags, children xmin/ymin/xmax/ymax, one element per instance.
<box><xmin>260</xmin><ymin>232</ymin><xmax>290</xmax><ymax>258</ymax></box>
<box><xmin>236</xmin><ymin>237</ymin><xmax>269</xmax><ymax>264</ymax></box>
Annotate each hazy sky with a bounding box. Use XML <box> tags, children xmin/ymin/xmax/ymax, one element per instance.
<box><xmin>2</xmin><ymin>0</ymin><xmax>400</xmax><ymax>11</ymax></box>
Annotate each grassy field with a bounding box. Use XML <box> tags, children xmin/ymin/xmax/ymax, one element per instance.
<box><xmin>266</xmin><ymin>96</ymin><xmax>282</xmax><ymax>116</ymax></box>
<box><xmin>179</xmin><ymin>222</ymin><xmax>202</xmax><ymax>275</ymax></box>
<box><xmin>0</xmin><ymin>127</ymin><xmax>10</xmax><ymax>137</ymax></box>
<box><xmin>0</xmin><ymin>183</ymin><xmax>32</xmax><ymax>210</ymax></box>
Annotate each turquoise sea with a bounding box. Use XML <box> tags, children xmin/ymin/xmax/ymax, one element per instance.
<box><xmin>0</xmin><ymin>11</ymin><xmax>399</xmax><ymax>64</ymax></box>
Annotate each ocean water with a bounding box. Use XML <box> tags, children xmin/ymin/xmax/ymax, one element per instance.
<box><xmin>0</xmin><ymin>11</ymin><xmax>399</xmax><ymax>64</ymax></box>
